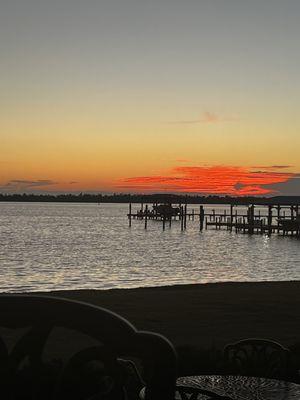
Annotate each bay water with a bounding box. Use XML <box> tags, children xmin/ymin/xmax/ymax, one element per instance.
<box><xmin>0</xmin><ymin>202</ymin><xmax>299</xmax><ymax>292</ymax></box>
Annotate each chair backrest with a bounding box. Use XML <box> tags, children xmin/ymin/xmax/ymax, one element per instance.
<box><xmin>0</xmin><ymin>295</ymin><xmax>177</xmax><ymax>400</ymax></box>
<box><xmin>223</xmin><ymin>338</ymin><xmax>290</xmax><ymax>379</ymax></box>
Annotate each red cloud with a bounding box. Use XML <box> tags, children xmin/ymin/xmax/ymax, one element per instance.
<box><xmin>117</xmin><ymin>165</ymin><xmax>294</xmax><ymax>195</ymax></box>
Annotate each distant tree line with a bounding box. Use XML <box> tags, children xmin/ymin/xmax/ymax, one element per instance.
<box><xmin>1</xmin><ymin>192</ymin><xmax>300</xmax><ymax>205</ymax></box>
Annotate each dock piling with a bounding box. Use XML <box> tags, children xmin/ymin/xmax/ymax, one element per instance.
<box><xmin>144</xmin><ymin>204</ymin><xmax>148</xmax><ymax>229</ymax></box>
<box><xmin>199</xmin><ymin>205</ymin><xmax>204</xmax><ymax>231</ymax></box>
<box><xmin>184</xmin><ymin>204</ymin><xmax>187</xmax><ymax>230</ymax></box>
<box><xmin>162</xmin><ymin>216</ymin><xmax>166</xmax><ymax>230</ymax></box>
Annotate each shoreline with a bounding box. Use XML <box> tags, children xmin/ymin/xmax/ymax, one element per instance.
<box><xmin>1</xmin><ymin>195</ymin><xmax>300</xmax><ymax>206</ymax></box>
<box><xmin>26</xmin><ymin>280</ymin><xmax>300</xmax><ymax>348</ymax></box>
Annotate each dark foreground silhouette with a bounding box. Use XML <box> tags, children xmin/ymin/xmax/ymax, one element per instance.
<box><xmin>1</xmin><ymin>294</ymin><xmax>300</xmax><ymax>399</ymax></box>
<box><xmin>0</xmin><ymin>295</ymin><xmax>177</xmax><ymax>400</ymax></box>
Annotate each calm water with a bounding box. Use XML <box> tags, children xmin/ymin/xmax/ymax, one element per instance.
<box><xmin>0</xmin><ymin>202</ymin><xmax>299</xmax><ymax>292</ymax></box>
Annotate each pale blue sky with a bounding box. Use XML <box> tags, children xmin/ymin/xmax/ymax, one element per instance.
<box><xmin>1</xmin><ymin>0</ymin><xmax>299</xmax><ymax>105</ymax></box>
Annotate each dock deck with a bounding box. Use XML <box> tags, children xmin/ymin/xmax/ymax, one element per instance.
<box><xmin>127</xmin><ymin>202</ymin><xmax>300</xmax><ymax>236</ymax></box>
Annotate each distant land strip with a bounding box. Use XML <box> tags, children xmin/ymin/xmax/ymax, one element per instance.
<box><xmin>1</xmin><ymin>193</ymin><xmax>300</xmax><ymax>205</ymax></box>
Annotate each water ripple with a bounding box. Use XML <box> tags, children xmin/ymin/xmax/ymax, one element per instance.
<box><xmin>0</xmin><ymin>202</ymin><xmax>299</xmax><ymax>292</ymax></box>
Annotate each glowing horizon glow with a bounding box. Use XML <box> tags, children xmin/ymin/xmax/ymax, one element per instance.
<box><xmin>117</xmin><ymin>165</ymin><xmax>296</xmax><ymax>196</ymax></box>
<box><xmin>1</xmin><ymin>164</ymin><xmax>299</xmax><ymax>196</ymax></box>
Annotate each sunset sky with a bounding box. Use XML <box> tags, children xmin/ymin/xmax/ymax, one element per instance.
<box><xmin>1</xmin><ymin>0</ymin><xmax>300</xmax><ymax>196</ymax></box>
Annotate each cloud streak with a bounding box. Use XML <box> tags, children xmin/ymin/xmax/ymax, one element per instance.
<box><xmin>251</xmin><ymin>165</ymin><xmax>292</xmax><ymax>170</ymax></box>
<box><xmin>168</xmin><ymin>112</ymin><xmax>237</xmax><ymax>125</ymax></box>
<box><xmin>0</xmin><ymin>180</ymin><xmax>57</xmax><ymax>192</ymax></box>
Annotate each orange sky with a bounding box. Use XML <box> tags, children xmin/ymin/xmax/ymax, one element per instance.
<box><xmin>1</xmin><ymin>1</ymin><xmax>300</xmax><ymax>196</ymax></box>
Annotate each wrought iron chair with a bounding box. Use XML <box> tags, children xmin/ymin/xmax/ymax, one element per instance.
<box><xmin>0</xmin><ymin>295</ymin><xmax>177</xmax><ymax>400</ymax></box>
<box><xmin>117</xmin><ymin>358</ymin><xmax>145</xmax><ymax>399</ymax></box>
<box><xmin>223</xmin><ymin>338</ymin><xmax>290</xmax><ymax>380</ymax></box>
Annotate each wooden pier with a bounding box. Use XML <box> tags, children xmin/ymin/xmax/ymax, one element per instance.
<box><xmin>127</xmin><ymin>203</ymin><xmax>205</xmax><ymax>231</ymax></box>
<box><xmin>127</xmin><ymin>202</ymin><xmax>300</xmax><ymax>237</ymax></box>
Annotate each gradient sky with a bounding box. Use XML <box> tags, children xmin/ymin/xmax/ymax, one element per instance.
<box><xmin>1</xmin><ymin>0</ymin><xmax>300</xmax><ymax>195</ymax></box>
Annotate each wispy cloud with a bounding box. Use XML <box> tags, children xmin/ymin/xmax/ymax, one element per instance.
<box><xmin>0</xmin><ymin>179</ymin><xmax>57</xmax><ymax>192</ymax></box>
<box><xmin>168</xmin><ymin>112</ymin><xmax>238</xmax><ymax>125</ymax></box>
<box><xmin>251</xmin><ymin>165</ymin><xmax>292</xmax><ymax>170</ymax></box>
<box><xmin>175</xmin><ymin>159</ymin><xmax>191</xmax><ymax>163</ymax></box>
<box><xmin>117</xmin><ymin>165</ymin><xmax>297</xmax><ymax>196</ymax></box>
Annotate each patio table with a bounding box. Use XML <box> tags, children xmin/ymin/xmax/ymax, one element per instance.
<box><xmin>176</xmin><ymin>375</ymin><xmax>300</xmax><ymax>399</ymax></box>
<box><xmin>140</xmin><ymin>375</ymin><xmax>300</xmax><ymax>399</ymax></box>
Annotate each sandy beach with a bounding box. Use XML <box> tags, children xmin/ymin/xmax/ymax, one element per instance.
<box><xmin>43</xmin><ymin>281</ymin><xmax>300</xmax><ymax>348</ymax></box>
